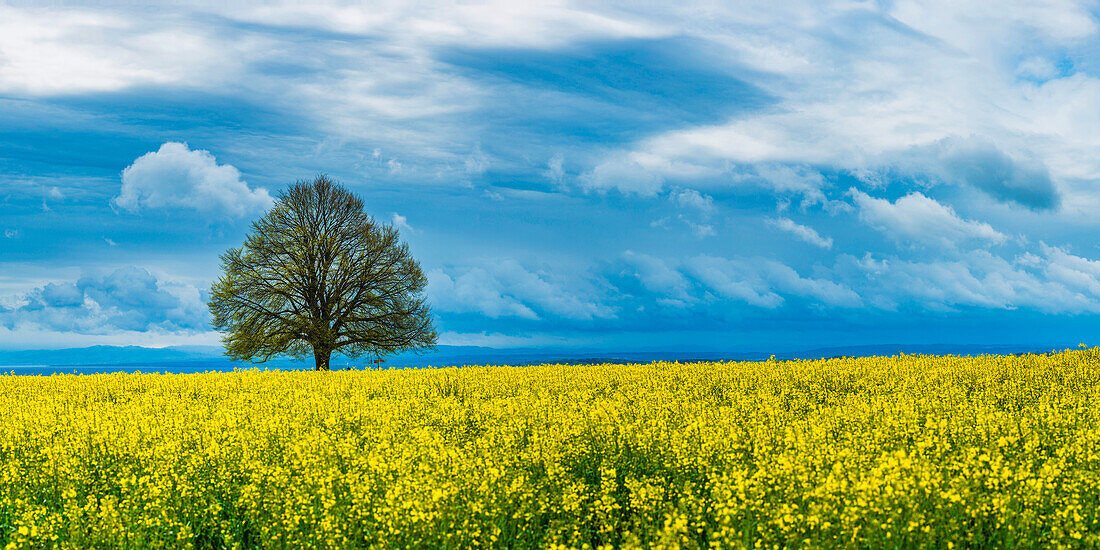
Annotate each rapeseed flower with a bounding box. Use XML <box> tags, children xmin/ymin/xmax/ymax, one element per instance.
<box><xmin>1</xmin><ymin>351</ymin><xmax>1099</xmax><ymax>548</ymax></box>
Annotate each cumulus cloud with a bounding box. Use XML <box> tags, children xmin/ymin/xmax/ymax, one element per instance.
<box><xmin>684</xmin><ymin>256</ymin><xmax>782</xmax><ymax>308</ymax></box>
<box><xmin>488</xmin><ymin>261</ymin><xmax>614</xmax><ymax>320</ymax></box>
<box><xmin>621</xmin><ymin>251</ymin><xmax>694</xmax><ymax>307</ymax></box>
<box><xmin>114</xmin><ymin>142</ymin><xmax>273</xmax><ymax>217</ymax></box>
<box><xmin>0</xmin><ymin>267</ymin><xmax>207</xmax><ymax>334</ymax></box>
<box><xmin>617</xmin><ymin>241</ymin><xmax>1100</xmax><ymax>317</ymax></box>
<box><xmin>741</xmin><ymin>164</ymin><xmax>832</xmax><ymax>210</ymax></box>
<box><xmin>769</xmin><ymin>217</ymin><xmax>833</xmax><ymax>249</ymax></box>
<box><xmin>671</xmin><ymin>188</ymin><xmax>715</xmax><ymax>216</ymax></box>
<box><xmin>427</xmin><ymin>267</ymin><xmax>537</xmax><ymax>319</ymax></box>
<box><xmin>686</xmin><ymin>255</ymin><xmax>862</xmax><ymax>309</ymax></box>
<box><xmin>427</xmin><ymin>260</ymin><xmax>613</xmax><ymax>321</ymax></box>
<box><xmin>1033</xmin><ymin>244</ymin><xmax>1100</xmax><ymax>305</ymax></box>
<box><xmin>579</xmin><ymin>155</ymin><xmax>665</xmax><ymax>196</ymax></box>
<box><xmin>619</xmin><ymin>252</ymin><xmax>863</xmax><ymax>310</ymax></box>
<box><xmin>617</xmin><ymin>242</ymin><xmax>1100</xmax><ymax>317</ymax></box>
<box><xmin>851</xmin><ymin>190</ymin><xmax>1007</xmax><ymax>249</ymax></box>
<box><xmin>667</xmin><ymin>188</ymin><xmax>717</xmax><ymax>238</ymax></box>
<box><xmin>391</xmin><ymin>213</ymin><xmax>414</xmax><ymax>234</ymax></box>
<box><xmin>544</xmin><ymin>153</ymin><xmax>566</xmax><ymax>186</ymax></box>
<box><xmin>623</xmin><ymin>243</ymin><xmax>1100</xmax><ymax>316</ymax></box>
<box><xmin>836</xmin><ymin>246</ymin><xmax>1100</xmax><ymax>314</ymax></box>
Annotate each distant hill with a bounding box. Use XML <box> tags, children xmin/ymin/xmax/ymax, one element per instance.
<box><xmin>0</xmin><ymin>342</ymin><xmax>1071</xmax><ymax>375</ymax></box>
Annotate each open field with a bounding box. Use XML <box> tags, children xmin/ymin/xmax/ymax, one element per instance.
<box><xmin>3</xmin><ymin>350</ymin><xmax>1100</xmax><ymax>549</ymax></box>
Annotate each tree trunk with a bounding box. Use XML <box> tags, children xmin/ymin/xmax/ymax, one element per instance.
<box><xmin>314</xmin><ymin>348</ymin><xmax>332</xmax><ymax>371</ymax></box>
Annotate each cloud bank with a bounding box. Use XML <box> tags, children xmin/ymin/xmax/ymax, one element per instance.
<box><xmin>1</xmin><ymin>267</ymin><xmax>207</xmax><ymax>334</ymax></box>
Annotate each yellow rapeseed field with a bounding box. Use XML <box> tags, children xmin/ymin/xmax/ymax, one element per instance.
<box><xmin>3</xmin><ymin>349</ymin><xmax>1100</xmax><ymax>549</ymax></box>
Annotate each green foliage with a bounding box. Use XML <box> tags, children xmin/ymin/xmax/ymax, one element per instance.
<box><xmin>208</xmin><ymin>175</ymin><xmax>436</xmax><ymax>370</ymax></box>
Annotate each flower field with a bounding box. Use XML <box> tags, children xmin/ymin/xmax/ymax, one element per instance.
<box><xmin>3</xmin><ymin>350</ymin><xmax>1100</xmax><ymax>549</ymax></box>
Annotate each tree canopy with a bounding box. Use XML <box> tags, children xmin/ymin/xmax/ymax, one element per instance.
<box><xmin>209</xmin><ymin>175</ymin><xmax>436</xmax><ymax>370</ymax></box>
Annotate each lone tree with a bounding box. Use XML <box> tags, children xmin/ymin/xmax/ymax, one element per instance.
<box><xmin>209</xmin><ymin>175</ymin><xmax>436</xmax><ymax>370</ymax></box>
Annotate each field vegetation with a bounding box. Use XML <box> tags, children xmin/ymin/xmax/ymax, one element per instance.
<box><xmin>3</xmin><ymin>350</ymin><xmax>1100</xmax><ymax>548</ymax></box>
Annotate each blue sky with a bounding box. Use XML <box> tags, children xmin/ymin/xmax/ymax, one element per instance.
<box><xmin>3</xmin><ymin>1</ymin><xmax>1100</xmax><ymax>351</ymax></box>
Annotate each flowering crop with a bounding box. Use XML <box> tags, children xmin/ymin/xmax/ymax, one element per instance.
<box><xmin>3</xmin><ymin>350</ymin><xmax>1100</xmax><ymax>549</ymax></box>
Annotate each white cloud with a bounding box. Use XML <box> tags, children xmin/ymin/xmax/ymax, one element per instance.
<box><xmin>838</xmin><ymin>246</ymin><xmax>1100</xmax><ymax>314</ymax></box>
<box><xmin>9</xmin><ymin>1</ymin><xmax>1100</xmax><ymax>204</ymax></box>
<box><xmin>684</xmin><ymin>255</ymin><xmax>782</xmax><ymax>308</ymax></box>
<box><xmin>544</xmin><ymin>153</ymin><xmax>566</xmax><ymax>186</ymax></box>
<box><xmin>3</xmin><ymin>230</ymin><xmax>16</xmax><ymax>239</ymax></box>
<box><xmin>686</xmin><ymin>255</ymin><xmax>862</xmax><ymax>309</ymax></box>
<box><xmin>114</xmin><ymin>142</ymin><xmax>273</xmax><ymax>217</ymax></box>
<box><xmin>681</xmin><ymin>218</ymin><xmax>716</xmax><ymax>238</ymax></box>
<box><xmin>0</xmin><ymin>2</ymin><xmax>666</xmax><ymax>180</ymax></box>
<box><xmin>391</xmin><ymin>213</ymin><xmax>414</xmax><ymax>234</ymax></box>
<box><xmin>580</xmin><ymin>150</ymin><xmax>719</xmax><ymax>197</ymax></box>
<box><xmin>579</xmin><ymin>154</ymin><xmax>664</xmax><ymax>196</ymax></box>
<box><xmin>617</xmin><ymin>242</ymin><xmax>1100</xmax><ymax>316</ymax></box>
<box><xmin>1016</xmin><ymin>56</ymin><xmax>1059</xmax><ymax>81</ymax></box>
<box><xmin>1036</xmin><ymin>244</ymin><xmax>1100</xmax><ymax>301</ymax></box>
<box><xmin>427</xmin><ymin>267</ymin><xmax>537</xmax><ymax>319</ymax></box>
<box><xmin>0</xmin><ymin>5</ymin><xmax>255</xmax><ymax>96</ymax></box>
<box><xmin>670</xmin><ymin>188</ymin><xmax>714</xmax><ymax>216</ymax></box>
<box><xmin>622</xmin><ymin>251</ymin><xmax>694</xmax><ymax>306</ymax></box>
<box><xmin>851</xmin><ymin>190</ymin><xmax>1007</xmax><ymax>249</ymax></box>
<box><xmin>889</xmin><ymin>0</ymin><xmax>1097</xmax><ymax>48</ymax></box>
<box><xmin>464</xmin><ymin>145</ymin><xmax>490</xmax><ymax>177</ymax></box>
<box><xmin>426</xmin><ymin>260</ymin><xmax>612</xmax><ymax>321</ymax></box>
<box><xmin>489</xmin><ymin>260</ymin><xmax>613</xmax><ymax>320</ymax></box>
<box><xmin>769</xmin><ymin>217</ymin><xmax>833</xmax><ymax>249</ymax></box>
<box><xmin>0</xmin><ymin>325</ymin><xmax>221</xmax><ymax>351</ymax></box>
<box><xmin>435</xmin><ymin>331</ymin><xmax>574</xmax><ymax>348</ymax></box>
<box><xmin>0</xmin><ymin>267</ymin><xmax>208</xmax><ymax>334</ymax></box>
<box><xmin>214</xmin><ymin>2</ymin><xmax>670</xmax><ymax>49</ymax></box>
<box><xmin>578</xmin><ymin>1</ymin><xmax>1100</xmax><ymax>211</ymax></box>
